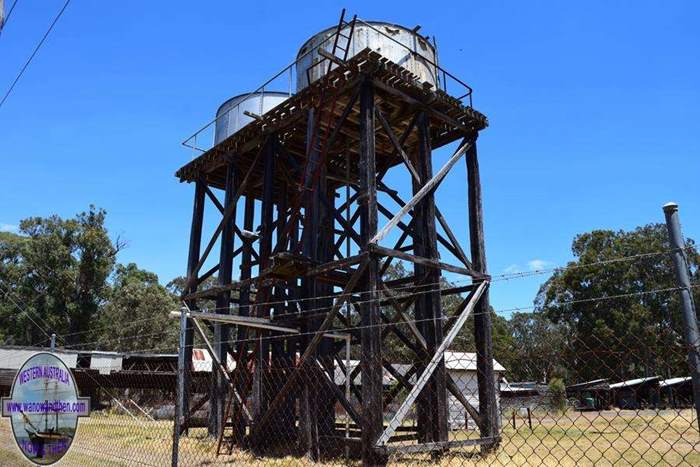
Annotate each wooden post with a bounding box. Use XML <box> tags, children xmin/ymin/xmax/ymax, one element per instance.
<box><xmin>412</xmin><ymin>110</ymin><xmax>449</xmax><ymax>446</ymax></box>
<box><xmin>253</xmin><ymin>138</ymin><xmax>275</xmax><ymax>448</ymax></box>
<box><xmin>358</xmin><ymin>80</ymin><xmax>386</xmax><ymax>466</ymax></box>
<box><xmin>300</xmin><ymin>108</ymin><xmax>320</xmax><ymax>458</ymax></box>
<box><xmin>184</xmin><ymin>179</ymin><xmax>205</xmax><ymax>434</ymax></box>
<box><xmin>172</xmin><ymin>306</ymin><xmax>189</xmax><ymax>467</ymax></box>
<box><xmin>466</xmin><ymin>139</ymin><xmax>500</xmax><ymax>446</ymax></box>
<box><xmin>232</xmin><ymin>195</ymin><xmax>255</xmax><ymax>444</ymax></box>
<box><xmin>211</xmin><ymin>161</ymin><xmax>237</xmax><ymax>437</ymax></box>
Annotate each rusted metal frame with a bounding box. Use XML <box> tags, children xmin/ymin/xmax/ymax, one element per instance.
<box><xmin>377</xmin><ymin>181</ymin><xmax>472</xmax><ymax>270</ymax></box>
<box><xmin>376</xmin><ymin>280</ymin><xmax>488</xmax><ymax>446</ymax></box>
<box><xmin>371</xmin><ymin>244</ymin><xmax>480</xmax><ymax>277</ymax></box>
<box><xmin>371</xmin><ymin>136</ymin><xmax>474</xmax><ymax>244</ymax></box>
<box><xmin>251</xmin><ymin>260</ymin><xmax>368</xmax><ymax>438</ymax></box>
<box><xmin>190</xmin><ymin>140</ymin><xmax>269</xmax><ymax>285</ymax></box>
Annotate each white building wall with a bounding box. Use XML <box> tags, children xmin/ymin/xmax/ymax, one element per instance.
<box><xmin>447</xmin><ymin>369</ymin><xmax>501</xmax><ymax>430</ymax></box>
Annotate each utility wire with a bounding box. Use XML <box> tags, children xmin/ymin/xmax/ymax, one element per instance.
<box><xmin>29</xmin><ymin>248</ymin><xmax>683</xmax><ymax>341</ymax></box>
<box><xmin>0</xmin><ymin>0</ymin><xmax>72</xmax><ymax>109</ymax></box>
<box><xmin>56</xmin><ymin>283</ymin><xmax>700</xmax><ymax>353</ymax></box>
<box><xmin>0</xmin><ymin>0</ymin><xmax>20</xmax><ymax>38</ymax></box>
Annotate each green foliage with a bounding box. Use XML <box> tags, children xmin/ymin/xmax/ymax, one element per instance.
<box><xmin>95</xmin><ymin>263</ymin><xmax>178</xmax><ymax>352</ymax></box>
<box><xmin>506</xmin><ymin>311</ymin><xmax>568</xmax><ymax>382</ymax></box>
<box><xmin>535</xmin><ymin>223</ymin><xmax>700</xmax><ymax>382</ymax></box>
<box><xmin>0</xmin><ymin>207</ymin><xmax>119</xmax><ymax>346</ymax></box>
<box><xmin>0</xmin><ymin>207</ymin><xmax>178</xmax><ymax>352</ymax></box>
<box><xmin>548</xmin><ymin>377</ymin><xmax>567</xmax><ymax>413</ymax></box>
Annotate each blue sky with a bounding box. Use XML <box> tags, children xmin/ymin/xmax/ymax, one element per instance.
<box><xmin>1</xmin><ymin>1</ymin><xmax>698</xmax><ymax>314</ymax></box>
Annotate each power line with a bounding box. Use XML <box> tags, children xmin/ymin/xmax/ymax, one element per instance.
<box><xmin>0</xmin><ymin>0</ymin><xmax>71</xmax><ymax>109</ymax></box>
<box><xmin>35</xmin><ymin>248</ymin><xmax>684</xmax><ymax>341</ymax></box>
<box><xmin>57</xmin><ymin>282</ymin><xmax>700</xmax><ymax>353</ymax></box>
<box><xmin>0</xmin><ymin>0</ymin><xmax>20</xmax><ymax>38</ymax></box>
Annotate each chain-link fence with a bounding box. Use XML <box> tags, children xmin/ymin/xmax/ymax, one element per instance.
<box><xmin>1</xmin><ymin>253</ymin><xmax>699</xmax><ymax>466</ymax></box>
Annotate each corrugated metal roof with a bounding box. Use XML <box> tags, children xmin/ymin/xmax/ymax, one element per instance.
<box><xmin>443</xmin><ymin>351</ymin><xmax>506</xmax><ymax>372</ymax></box>
<box><xmin>659</xmin><ymin>376</ymin><xmax>691</xmax><ymax>388</ymax></box>
<box><xmin>610</xmin><ymin>376</ymin><xmax>661</xmax><ymax>389</ymax></box>
<box><xmin>0</xmin><ymin>348</ymin><xmax>78</xmax><ymax>369</ymax></box>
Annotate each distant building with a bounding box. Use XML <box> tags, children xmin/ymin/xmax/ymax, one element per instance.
<box><xmin>332</xmin><ymin>351</ymin><xmax>505</xmax><ymax>430</ymax></box>
<box><xmin>0</xmin><ymin>345</ymin><xmax>209</xmax><ymax>401</ymax></box>
<box><xmin>566</xmin><ymin>379</ymin><xmax>611</xmax><ymax>411</ymax></box>
<box><xmin>659</xmin><ymin>376</ymin><xmax>693</xmax><ymax>408</ymax></box>
<box><xmin>443</xmin><ymin>351</ymin><xmax>505</xmax><ymax>429</ymax></box>
<box><xmin>610</xmin><ymin>376</ymin><xmax>661</xmax><ymax>409</ymax></box>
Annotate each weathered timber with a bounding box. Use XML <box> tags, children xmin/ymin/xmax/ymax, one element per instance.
<box><xmin>466</xmin><ymin>139</ymin><xmax>499</xmax><ymax>449</ymax></box>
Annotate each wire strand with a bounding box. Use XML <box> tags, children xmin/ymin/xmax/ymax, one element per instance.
<box><xmin>0</xmin><ymin>0</ymin><xmax>72</xmax><ymax>109</ymax></box>
<box><xmin>0</xmin><ymin>0</ymin><xmax>20</xmax><ymax>38</ymax></box>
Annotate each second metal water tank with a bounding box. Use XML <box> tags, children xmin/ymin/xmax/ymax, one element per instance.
<box><xmin>214</xmin><ymin>91</ymin><xmax>289</xmax><ymax>145</ymax></box>
<box><xmin>295</xmin><ymin>21</ymin><xmax>439</xmax><ymax>91</ymax></box>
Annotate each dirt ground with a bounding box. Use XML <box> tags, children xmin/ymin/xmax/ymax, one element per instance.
<box><xmin>0</xmin><ymin>409</ymin><xmax>698</xmax><ymax>466</ymax></box>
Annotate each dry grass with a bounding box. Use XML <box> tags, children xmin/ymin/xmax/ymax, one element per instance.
<box><xmin>0</xmin><ymin>409</ymin><xmax>698</xmax><ymax>465</ymax></box>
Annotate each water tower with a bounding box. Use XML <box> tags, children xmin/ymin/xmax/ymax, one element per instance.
<box><xmin>173</xmin><ymin>10</ymin><xmax>496</xmax><ymax>466</ymax></box>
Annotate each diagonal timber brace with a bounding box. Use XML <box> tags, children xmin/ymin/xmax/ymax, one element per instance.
<box><xmin>370</xmin><ymin>136</ymin><xmax>475</xmax><ymax>244</ymax></box>
<box><xmin>375</xmin><ymin>280</ymin><xmax>489</xmax><ymax>447</ymax></box>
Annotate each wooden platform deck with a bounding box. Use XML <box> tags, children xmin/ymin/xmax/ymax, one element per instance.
<box><xmin>175</xmin><ymin>48</ymin><xmax>488</xmax><ymax>201</ymax></box>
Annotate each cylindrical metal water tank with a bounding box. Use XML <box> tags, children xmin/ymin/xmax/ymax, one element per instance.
<box><xmin>296</xmin><ymin>21</ymin><xmax>439</xmax><ymax>91</ymax></box>
<box><xmin>214</xmin><ymin>91</ymin><xmax>289</xmax><ymax>145</ymax></box>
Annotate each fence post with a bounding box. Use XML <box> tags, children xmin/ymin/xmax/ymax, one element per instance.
<box><xmin>171</xmin><ymin>306</ymin><xmax>188</xmax><ymax>466</ymax></box>
<box><xmin>662</xmin><ymin>202</ymin><xmax>700</xmax><ymax>432</ymax></box>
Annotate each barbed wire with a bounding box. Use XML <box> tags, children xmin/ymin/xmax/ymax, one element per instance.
<box><xmin>143</xmin><ymin>248</ymin><xmax>678</xmax><ymax>318</ymax></box>
<box><xmin>1</xmin><ymin>248</ymin><xmax>696</xmax><ymax>358</ymax></box>
<box><xmin>50</xmin><ymin>283</ymin><xmax>700</xmax><ymax>355</ymax></box>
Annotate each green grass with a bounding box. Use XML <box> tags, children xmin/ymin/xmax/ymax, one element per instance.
<box><xmin>0</xmin><ymin>409</ymin><xmax>698</xmax><ymax>465</ymax></box>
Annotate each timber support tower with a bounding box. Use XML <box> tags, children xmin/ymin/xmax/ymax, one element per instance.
<box><xmin>171</xmin><ymin>14</ymin><xmax>498</xmax><ymax>466</ymax></box>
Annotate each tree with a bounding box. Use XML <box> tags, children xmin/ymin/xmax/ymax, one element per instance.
<box><xmin>0</xmin><ymin>207</ymin><xmax>122</xmax><ymax>346</ymax></box>
<box><xmin>507</xmin><ymin>311</ymin><xmax>568</xmax><ymax>382</ymax></box>
<box><xmin>535</xmin><ymin>224</ymin><xmax>700</xmax><ymax>382</ymax></box>
<box><xmin>95</xmin><ymin>263</ymin><xmax>179</xmax><ymax>352</ymax></box>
